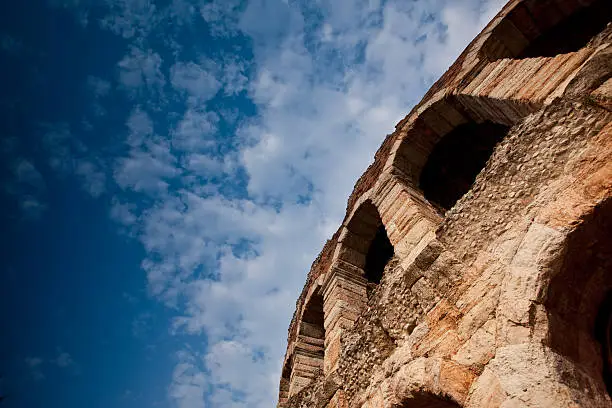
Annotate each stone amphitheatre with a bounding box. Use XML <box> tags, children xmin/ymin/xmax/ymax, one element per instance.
<box><xmin>276</xmin><ymin>0</ymin><xmax>612</xmax><ymax>407</ymax></box>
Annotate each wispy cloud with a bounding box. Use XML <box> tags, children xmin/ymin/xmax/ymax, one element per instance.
<box><xmin>3</xmin><ymin>158</ymin><xmax>48</xmax><ymax>219</ymax></box>
<box><xmin>24</xmin><ymin>350</ymin><xmax>78</xmax><ymax>381</ymax></box>
<box><xmin>1</xmin><ymin>34</ymin><xmax>24</xmax><ymax>54</ymax></box>
<box><xmin>99</xmin><ymin>0</ymin><xmax>159</xmax><ymax>39</ymax></box>
<box><xmin>117</xmin><ymin>47</ymin><xmax>166</xmax><ymax>99</ymax></box>
<box><xmin>109</xmin><ymin>0</ymin><xmax>504</xmax><ymax>406</ymax></box>
<box><xmin>87</xmin><ymin>76</ymin><xmax>112</xmax><ymax>98</ymax></box>
<box><xmin>170</xmin><ymin>61</ymin><xmax>221</xmax><ymax>103</ymax></box>
<box><xmin>54</xmin><ymin>351</ymin><xmax>77</xmax><ymax>369</ymax></box>
<box><xmin>132</xmin><ymin>311</ymin><xmax>154</xmax><ymax>338</ymax></box>
<box><xmin>14</xmin><ymin>160</ymin><xmax>46</xmax><ymax>191</ymax></box>
<box><xmin>168</xmin><ymin>351</ymin><xmax>207</xmax><ymax>408</ymax></box>
<box><xmin>34</xmin><ymin>0</ymin><xmax>506</xmax><ymax>406</ymax></box>
<box><xmin>41</xmin><ymin>123</ymin><xmax>108</xmax><ymax>198</ymax></box>
<box><xmin>25</xmin><ymin>357</ymin><xmax>45</xmax><ymax>381</ymax></box>
<box><xmin>199</xmin><ymin>0</ymin><xmax>243</xmax><ymax>38</ymax></box>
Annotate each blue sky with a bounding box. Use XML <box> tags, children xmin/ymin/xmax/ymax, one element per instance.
<box><xmin>0</xmin><ymin>0</ymin><xmax>504</xmax><ymax>406</ymax></box>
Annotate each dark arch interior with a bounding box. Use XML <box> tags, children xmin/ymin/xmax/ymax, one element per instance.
<box><xmin>596</xmin><ymin>292</ymin><xmax>612</xmax><ymax>395</ymax></box>
<box><xmin>400</xmin><ymin>392</ymin><xmax>461</xmax><ymax>408</ymax></box>
<box><xmin>518</xmin><ymin>0</ymin><xmax>611</xmax><ymax>58</ymax></box>
<box><xmin>546</xmin><ymin>199</ymin><xmax>612</xmax><ymax>395</ymax></box>
<box><xmin>419</xmin><ymin>121</ymin><xmax>509</xmax><ymax>212</ymax></box>
<box><xmin>364</xmin><ymin>225</ymin><xmax>394</xmax><ymax>285</ymax></box>
<box><xmin>300</xmin><ymin>293</ymin><xmax>325</xmax><ymax>344</ymax></box>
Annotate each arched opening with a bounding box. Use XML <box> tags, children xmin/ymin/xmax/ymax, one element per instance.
<box><xmin>483</xmin><ymin>0</ymin><xmax>611</xmax><ymax>60</ymax></box>
<box><xmin>518</xmin><ymin>0</ymin><xmax>611</xmax><ymax>58</ymax></box>
<box><xmin>399</xmin><ymin>391</ymin><xmax>461</xmax><ymax>408</ymax></box>
<box><xmin>596</xmin><ymin>293</ymin><xmax>612</xmax><ymax>395</ymax></box>
<box><xmin>546</xmin><ymin>198</ymin><xmax>612</xmax><ymax>396</ymax></box>
<box><xmin>364</xmin><ymin>225</ymin><xmax>394</xmax><ymax>284</ymax></box>
<box><xmin>419</xmin><ymin>121</ymin><xmax>509</xmax><ymax>212</ymax></box>
<box><xmin>344</xmin><ymin>201</ymin><xmax>395</xmax><ymax>289</ymax></box>
<box><xmin>287</xmin><ymin>291</ymin><xmax>325</xmax><ymax>396</ymax></box>
<box><xmin>300</xmin><ymin>293</ymin><xmax>325</xmax><ymax>344</ymax></box>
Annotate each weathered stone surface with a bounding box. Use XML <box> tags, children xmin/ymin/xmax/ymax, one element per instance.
<box><xmin>453</xmin><ymin>319</ymin><xmax>496</xmax><ymax>368</ymax></box>
<box><xmin>278</xmin><ymin>1</ymin><xmax>612</xmax><ymax>407</ymax></box>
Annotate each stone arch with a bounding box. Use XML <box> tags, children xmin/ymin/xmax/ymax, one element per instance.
<box><xmin>418</xmin><ymin>120</ymin><xmax>509</xmax><ymax>212</ymax></box>
<box><xmin>341</xmin><ymin>175</ymin><xmax>443</xmax><ymax>263</ymax></box>
<box><xmin>389</xmin><ymin>1</ymin><xmax>609</xmax><ymax>207</ymax></box>
<box><xmin>480</xmin><ymin>0</ymin><xmax>610</xmax><ymax>61</ymax></box>
<box><xmin>544</xmin><ymin>197</ymin><xmax>612</xmax><ymax>397</ymax></box>
<box><xmin>322</xmin><ymin>178</ymin><xmax>443</xmax><ymax>375</ymax></box>
<box><xmin>287</xmin><ymin>286</ymin><xmax>326</xmax><ymax>397</ymax></box>
<box><xmin>385</xmin><ymin>357</ymin><xmax>471</xmax><ymax>408</ymax></box>
<box><xmin>337</xmin><ymin>199</ymin><xmax>394</xmax><ymax>285</ymax></box>
<box><xmin>397</xmin><ymin>394</ymin><xmax>461</xmax><ymax>408</ymax></box>
<box><xmin>391</xmin><ymin>97</ymin><xmax>513</xmax><ymax>213</ymax></box>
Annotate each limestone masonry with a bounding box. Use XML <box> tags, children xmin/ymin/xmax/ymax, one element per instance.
<box><xmin>277</xmin><ymin>1</ymin><xmax>612</xmax><ymax>407</ymax></box>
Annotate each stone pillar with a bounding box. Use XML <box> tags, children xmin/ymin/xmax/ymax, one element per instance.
<box><xmin>322</xmin><ymin>260</ymin><xmax>368</xmax><ymax>374</ymax></box>
<box><xmin>288</xmin><ymin>337</ymin><xmax>325</xmax><ymax>396</ymax></box>
<box><xmin>277</xmin><ymin>378</ymin><xmax>289</xmax><ymax>407</ymax></box>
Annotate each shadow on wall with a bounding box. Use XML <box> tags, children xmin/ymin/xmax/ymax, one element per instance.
<box><xmin>483</xmin><ymin>0</ymin><xmax>612</xmax><ymax>61</ymax></box>
<box><xmin>546</xmin><ymin>198</ymin><xmax>612</xmax><ymax>395</ymax></box>
<box><xmin>399</xmin><ymin>391</ymin><xmax>461</xmax><ymax>408</ymax></box>
<box><xmin>517</xmin><ymin>0</ymin><xmax>612</xmax><ymax>58</ymax></box>
<box><xmin>364</xmin><ymin>224</ymin><xmax>394</xmax><ymax>285</ymax></box>
<box><xmin>419</xmin><ymin>121</ymin><xmax>509</xmax><ymax>212</ymax></box>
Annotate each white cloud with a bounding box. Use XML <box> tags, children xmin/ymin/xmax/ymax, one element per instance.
<box><xmin>132</xmin><ymin>311</ymin><xmax>153</xmax><ymax>338</ymax></box>
<box><xmin>115</xmin><ymin>107</ymin><xmax>180</xmax><ymax>195</ymax></box>
<box><xmin>14</xmin><ymin>159</ymin><xmax>45</xmax><ymax>191</ymax></box>
<box><xmin>25</xmin><ymin>351</ymin><xmax>78</xmax><ymax>380</ymax></box>
<box><xmin>43</xmin><ymin>123</ymin><xmax>79</xmax><ymax>175</ymax></box>
<box><xmin>169</xmin><ymin>0</ymin><xmax>198</xmax><ymax>26</ymax></box>
<box><xmin>87</xmin><ymin>75</ymin><xmax>112</xmax><ymax>98</ymax></box>
<box><xmin>172</xmin><ymin>108</ymin><xmax>219</xmax><ymax>151</ymax></box>
<box><xmin>40</xmin><ymin>123</ymin><xmax>110</xmax><ymax>199</ymax></box>
<box><xmin>19</xmin><ymin>197</ymin><xmax>48</xmax><ymax>220</ymax></box>
<box><xmin>219</xmin><ymin>58</ymin><xmax>249</xmax><ymax>96</ymax></box>
<box><xmin>114</xmin><ymin>140</ymin><xmax>179</xmax><ymax>194</ymax></box>
<box><xmin>97</xmin><ymin>0</ymin><xmax>507</xmax><ymax>407</ymax></box>
<box><xmin>111</xmin><ymin>198</ymin><xmax>139</xmax><ymax>227</ymax></box>
<box><xmin>170</xmin><ymin>61</ymin><xmax>221</xmax><ymax>103</ymax></box>
<box><xmin>4</xmin><ymin>159</ymin><xmax>48</xmax><ymax>219</ymax></box>
<box><xmin>75</xmin><ymin>160</ymin><xmax>107</xmax><ymax>197</ymax></box>
<box><xmin>126</xmin><ymin>106</ymin><xmax>155</xmax><ymax>145</ymax></box>
<box><xmin>100</xmin><ymin>0</ymin><xmax>159</xmax><ymax>39</ymax></box>
<box><xmin>117</xmin><ymin>47</ymin><xmax>166</xmax><ymax>97</ymax></box>
<box><xmin>25</xmin><ymin>357</ymin><xmax>45</xmax><ymax>381</ymax></box>
<box><xmin>168</xmin><ymin>351</ymin><xmax>207</xmax><ymax>408</ymax></box>
<box><xmin>199</xmin><ymin>0</ymin><xmax>243</xmax><ymax>37</ymax></box>
<box><xmin>54</xmin><ymin>351</ymin><xmax>76</xmax><ymax>368</ymax></box>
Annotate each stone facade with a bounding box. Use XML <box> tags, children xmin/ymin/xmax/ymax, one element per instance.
<box><xmin>278</xmin><ymin>1</ymin><xmax>612</xmax><ymax>407</ymax></box>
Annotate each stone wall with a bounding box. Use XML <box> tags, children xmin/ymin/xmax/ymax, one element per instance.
<box><xmin>278</xmin><ymin>1</ymin><xmax>612</xmax><ymax>406</ymax></box>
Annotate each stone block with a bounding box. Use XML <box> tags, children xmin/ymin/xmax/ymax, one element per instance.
<box><xmin>414</xmin><ymin>238</ymin><xmax>445</xmax><ymax>270</ymax></box>
<box><xmin>465</xmin><ymin>367</ymin><xmax>507</xmax><ymax>408</ymax></box>
<box><xmin>453</xmin><ymin>319</ymin><xmax>496</xmax><ymax>367</ymax></box>
<box><xmin>510</xmin><ymin>222</ymin><xmax>564</xmax><ymax>269</ymax></box>
<box><xmin>458</xmin><ymin>287</ymin><xmax>499</xmax><ymax>340</ymax></box>
<box><xmin>439</xmin><ymin>360</ymin><xmax>476</xmax><ymax>404</ymax></box>
<box><xmin>412</xmin><ymin>277</ymin><xmax>438</xmax><ymax>313</ymax></box>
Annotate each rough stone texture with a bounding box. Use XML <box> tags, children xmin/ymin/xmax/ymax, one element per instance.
<box><xmin>278</xmin><ymin>2</ymin><xmax>612</xmax><ymax>407</ymax></box>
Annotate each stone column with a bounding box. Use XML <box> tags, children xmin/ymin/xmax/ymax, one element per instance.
<box><xmin>277</xmin><ymin>378</ymin><xmax>289</xmax><ymax>407</ymax></box>
<box><xmin>322</xmin><ymin>260</ymin><xmax>368</xmax><ymax>374</ymax></box>
<box><xmin>288</xmin><ymin>337</ymin><xmax>324</xmax><ymax>396</ymax></box>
